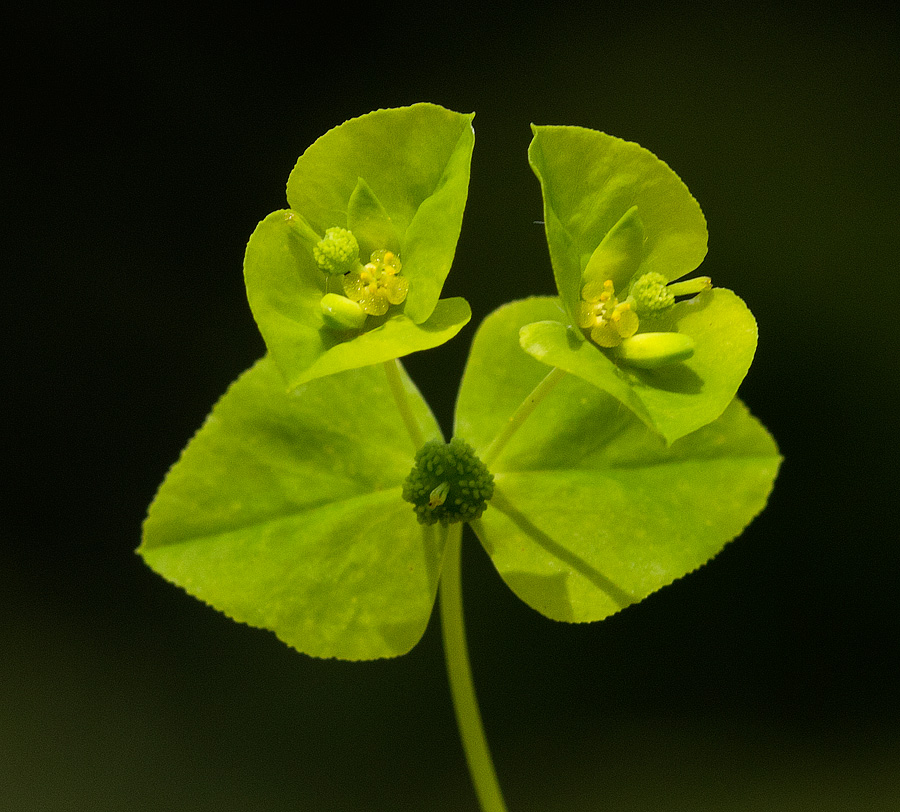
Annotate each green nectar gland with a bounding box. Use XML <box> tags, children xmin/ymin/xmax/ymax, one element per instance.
<box><xmin>615</xmin><ymin>331</ymin><xmax>696</xmax><ymax>368</ymax></box>
<box><xmin>319</xmin><ymin>293</ymin><xmax>366</xmax><ymax>330</ymax></box>
<box><xmin>402</xmin><ymin>438</ymin><xmax>495</xmax><ymax>526</ymax></box>
<box><xmin>313</xmin><ymin>227</ymin><xmax>361</xmax><ymax>275</ymax></box>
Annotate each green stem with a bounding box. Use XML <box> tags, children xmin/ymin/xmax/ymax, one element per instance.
<box><xmin>440</xmin><ymin>525</ymin><xmax>509</xmax><ymax>812</ymax></box>
<box><xmin>383</xmin><ymin>359</ymin><xmax>426</xmax><ymax>450</ymax></box>
<box><xmin>482</xmin><ymin>366</ymin><xmax>567</xmax><ymax>468</ymax></box>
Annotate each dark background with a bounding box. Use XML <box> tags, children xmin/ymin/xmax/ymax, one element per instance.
<box><xmin>5</xmin><ymin>4</ymin><xmax>899</xmax><ymax>810</ymax></box>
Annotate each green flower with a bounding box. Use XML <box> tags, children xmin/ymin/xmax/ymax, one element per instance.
<box><xmin>140</xmin><ymin>299</ymin><xmax>780</xmax><ymax>659</ymax></box>
<box><xmin>576</xmin><ymin>271</ymin><xmax>713</xmax><ymax>361</ymax></box>
<box><xmin>521</xmin><ymin>125</ymin><xmax>759</xmax><ymax>444</ymax></box>
<box><xmin>243</xmin><ymin>104</ymin><xmax>476</xmax><ymax>390</ymax></box>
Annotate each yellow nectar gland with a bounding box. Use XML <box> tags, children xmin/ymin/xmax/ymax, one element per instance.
<box><xmin>578</xmin><ymin>279</ymin><xmax>640</xmax><ymax>347</ymax></box>
<box><xmin>342</xmin><ymin>249</ymin><xmax>409</xmax><ymax>316</ymax></box>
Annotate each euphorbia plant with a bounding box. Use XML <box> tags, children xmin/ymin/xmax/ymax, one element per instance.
<box><xmin>141</xmin><ymin>103</ymin><xmax>780</xmax><ymax>811</ymax></box>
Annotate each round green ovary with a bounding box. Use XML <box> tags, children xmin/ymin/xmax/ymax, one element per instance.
<box><xmin>313</xmin><ymin>227</ymin><xmax>360</xmax><ymax>275</ymax></box>
<box><xmin>402</xmin><ymin>438</ymin><xmax>494</xmax><ymax>526</ymax></box>
<box><xmin>630</xmin><ymin>272</ymin><xmax>675</xmax><ymax>312</ymax></box>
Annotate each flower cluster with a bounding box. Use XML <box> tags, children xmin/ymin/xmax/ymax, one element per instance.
<box><xmin>578</xmin><ymin>271</ymin><xmax>712</xmax><ymax>366</ymax></box>
<box><xmin>313</xmin><ymin>229</ymin><xmax>410</xmax><ymax>328</ymax></box>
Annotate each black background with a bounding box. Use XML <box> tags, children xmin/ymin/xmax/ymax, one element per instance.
<box><xmin>5</xmin><ymin>4</ymin><xmax>899</xmax><ymax>810</ymax></box>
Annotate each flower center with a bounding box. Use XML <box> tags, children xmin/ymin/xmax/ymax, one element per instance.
<box><xmin>343</xmin><ymin>249</ymin><xmax>409</xmax><ymax>316</ymax></box>
<box><xmin>402</xmin><ymin>438</ymin><xmax>494</xmax><ymax>526</ymax></box>
<box><xmin>577</xmin><ymin>279</ymin><xmax>639</xmax><ymax>347</ymax></box>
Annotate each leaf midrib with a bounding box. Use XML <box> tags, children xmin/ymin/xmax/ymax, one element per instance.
<box><xmin>145</xmin><ymin>485</ymin><xmax>405</xmax><ymax>550</ymax></box>
<box><xmin>493</xmin><ymin>453</ymin><xmax>780</xmax><ymax>476</ymax></box>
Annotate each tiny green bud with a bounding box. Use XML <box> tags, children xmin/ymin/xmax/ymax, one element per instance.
<box><xmin>666</xmin><ymin>276</ymin><xmax>712</xmax><ymax>297</ymax></box>
<box><xmin>402</xmin><ymin>438</ymin><xmax>494</xmax><ymax>526</ymax></box>
<box><xmin>615</xmin><ymin>332</ymin><xmax>695</xmax><ymax>369</ymax></box>
<box><xmin>428</xmin><ymin>481</ymin><xmax>451</xmax><ymax>509</ymax></box>
<box><xmin>313</xmin><ymin>227</ymin><xmax>360</xmax><ymax>275</ymax></box>
<box><xmin>319</xmin><ymin>293</ymin><xmax>366</xmax><ymax>330</ymax></box>
<box><xmin>629</xmin><ymin>273</ymin><xmax>713</xmax><ymax>314</ymax></box>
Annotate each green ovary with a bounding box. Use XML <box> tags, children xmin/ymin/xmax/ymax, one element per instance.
<box><xmin>630</xmin><ymin>272</ymin><xmax>674</xmax><ymax>312</ymax></box>
<box><xmin>343</xmin><ymin>249</ymin><xmax>409</xmax><ymax>316</ymax></box>
<box><xmin>629</xmin><ymin>271</ymin><xmax>712</xmax><ymax>313</ymax></box>
<box><xmin>402</xmin><ymin>438</ymin><xmax>495</xmax><ymax>526</ymax></box>
<box><xmin>313</xmin><ymin>227</ymin><xmax>360</xmax><ymax>275</ymax></box>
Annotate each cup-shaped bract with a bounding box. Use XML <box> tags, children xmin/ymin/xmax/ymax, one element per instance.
<box><xmin>455</xmin><ymin>297</ymin><xmax>781</xmax><ymax>623</ymax></box>
<box><xmin>140</xmin><ymin>358</ymin><xmax>447</xmax><ymax>660</ymax></box>
<box><xmin>245</xmin><ymin>104</ymin><xmax>475</xmax><ymax>390</ymax></box>
<box><xmin>523</xmin><ymin>125</ymin><xmax>758</xmax><ymax>444</ymax></box>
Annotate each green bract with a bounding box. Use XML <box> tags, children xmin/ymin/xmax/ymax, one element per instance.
<box><xmin>245</xmin><ymin>104</ymin><xmax>475</xmax><ymax>390</ymax></box>
<box><xmin>140</xmin><ymin>358</ymin><xmax>446</xmax><ymax>661</ymax></box>
<box><xmin>140</xmin><ymin>109</ymin><xmax>780</xmax><ymax>812</ymax></box>
<box><xmin>455</xmin><ymin>298</ymin><xmax>780</xmax><ymax>622</ymax></box>
<box><xmin>140</xmin><ymin>296</ymin><xmax>779</xmax><ymax>654</ymax></box>
<box><xmin>523</xmin><ymin>125</ymin><xmax>757</xmax><ymax>444</ymax></box>
<box><xmin>140</xmin><ymin>110</ymin><xmax>779</xmax><ymax>657</ymax></box>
